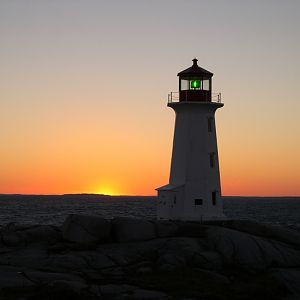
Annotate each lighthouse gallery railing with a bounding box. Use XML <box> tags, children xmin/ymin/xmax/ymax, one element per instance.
<box><xmin>168</xmin><ymin>92</ymin><xmax>222</xmax><ymax>104</ymax></box>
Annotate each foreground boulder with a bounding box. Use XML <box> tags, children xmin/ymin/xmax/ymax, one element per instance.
<box><xmin>205</xmin><ymin>226</ymin><xmax>300</xmax><ymax>270</ymax></box>
<box><xmin>0</xmin><ymin>223</ymin><xmax>60</xmax><ymax>246</ymax></box>
<box><xmin>271</xmin><ymin>268</ymin><xmax>300</xmax><ymax>298</ymax></box>
<box><xmin>112</xmin><ymin>217</ymin><xmax>156</xmax><ymax>242</ymax></box>
<box><xmin>220</xmin><ymin>219</ymin><xmax>300</xmax><ymax>249</ymax></box>
<box><xmin>155</xmin><ymin>221</ymin><xmax>179</xmax><ymax>238</ymax></box>
<box><xmin>62</xmin><ymin>214</ymin><xmax>111</xmax><ymax>244</ymax></box>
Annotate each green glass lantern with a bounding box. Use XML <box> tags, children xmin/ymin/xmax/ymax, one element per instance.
<box><xmin>191</xmin><ymin>80</ymin><xmax>201</xmax><ymax>89</ymax></box>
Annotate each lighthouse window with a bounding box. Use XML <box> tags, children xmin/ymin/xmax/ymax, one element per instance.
<box><xmin>194</xmin><ymin>199</ymin><xmax>203</xmax><ymax>205</ymax></box>
<box><xmin>209</xmin><ymin>153</ymin><xmax>215</xmax><ymax>168</ymax></box>
<box><xmin>180</xmin><ymin>79</ymin><xmax>189</xmax><ymax>91</ymax></box>
<box><xmin>212</xmin><ymin>192</ymin><xmax>217</xmax><ymax>206</ymax></box>
<box><xmin>203</xmin><ymin>79</ymin><xmax>210</xmax><ymax>91</ymax></box>
<box><xmin>190</xmin><ymin>80</ymin><xmax>201</xmax><ymax>89</ymax></box>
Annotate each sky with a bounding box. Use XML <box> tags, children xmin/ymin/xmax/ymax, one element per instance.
<box><xmin>0</xmin><ymin>0</ymin><xmax>300</xmax><ymax>196</ymax></box>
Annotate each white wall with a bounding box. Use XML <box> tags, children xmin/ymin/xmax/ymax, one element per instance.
<box><xmin>167</xmin><ymin>102</ymin><xmax>225</xmax><ymax>220</ymax></box>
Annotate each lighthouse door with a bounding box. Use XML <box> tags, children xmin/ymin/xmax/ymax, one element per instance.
<box><xmin>168</xmin><ymin>192</ymin><xmax>175</xmax><ymax>219</ymax></box>
<box><xmin>169</xmin><ymin>191</ymin><xmax>180</xmax><ymax>219</ymax></box>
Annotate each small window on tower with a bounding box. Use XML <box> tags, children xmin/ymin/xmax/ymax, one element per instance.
<box><xmin>194</xmin><ymin>199</ymin><xmax>203</xmax><ymax>205</ymax></box>
<box><xmin>210</xmin><ymin>153</ymin><xmax>215</xmax><ymax>168</ymax></box>
<box><xmin>212</xmin><ymin>191</ymin><xmax>217</xmax><ymax>206</ymax></box>
<box><xmin>208</xmin><ymin>117</ymin><xmax>213</xmax><ymax>132</ymax></box>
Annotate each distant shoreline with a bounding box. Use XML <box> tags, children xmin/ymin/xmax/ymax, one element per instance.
<box><xmin>0</xmin><ymin>194</ymin><xmax>299</xmax><ymax>198</ymax></box>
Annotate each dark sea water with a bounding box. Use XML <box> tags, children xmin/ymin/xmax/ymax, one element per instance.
<box><xmin>0</xmin><ymin>195</ymin><xmax>299</xmax><ymax>231</ymax></box>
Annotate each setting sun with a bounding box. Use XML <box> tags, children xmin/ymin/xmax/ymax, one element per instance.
<box><xmin>93</xmin><ymin>184</ymin><xmax>120</xmax><ymax>196</ymax></box>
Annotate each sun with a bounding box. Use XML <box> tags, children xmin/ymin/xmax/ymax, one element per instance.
<box><xmin>94</xmin><ymin>184</ymin><xmax>120</xmax><ymax>196</ymax></box>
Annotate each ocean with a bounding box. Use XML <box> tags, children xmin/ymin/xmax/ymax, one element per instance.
<box><xmin>0</xmin><ymin>195</ymin><xmax>299</xmax><ymax>231</ymax></box>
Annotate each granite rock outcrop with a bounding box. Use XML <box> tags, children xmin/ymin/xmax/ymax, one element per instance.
<box><xmin>0</xmin><ymin>216</ymin><xmax>299</xmax><ymax>299</ymax></box>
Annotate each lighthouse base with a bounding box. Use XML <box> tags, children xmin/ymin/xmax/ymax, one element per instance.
<box><xmin>156</xmin><ymin>184</ymin><xmax>227</xmax><ymax>222</ymax></box>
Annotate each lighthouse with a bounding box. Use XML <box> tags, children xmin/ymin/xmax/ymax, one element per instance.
<box><xmin>157</xmin><ymin>59</ymin><xmax>225</xmax><ymax>221</ymax></box>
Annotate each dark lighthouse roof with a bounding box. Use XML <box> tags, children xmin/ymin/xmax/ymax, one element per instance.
<box><xmin>177</xmin><ymin>58</ymin><xmax>213</xmax><ymax>78</ymax></box>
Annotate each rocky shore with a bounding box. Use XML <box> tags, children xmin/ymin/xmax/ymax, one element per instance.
<box><xmin>0</xmin><ymin>215</ymin><xmax>300</xmax><ymax>300</ymax></box>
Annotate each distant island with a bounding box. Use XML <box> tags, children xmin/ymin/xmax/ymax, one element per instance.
<box><xmin>63</xmin><ymin>193</ymin><xmax>110</xmax><ymax>197</ymax></box>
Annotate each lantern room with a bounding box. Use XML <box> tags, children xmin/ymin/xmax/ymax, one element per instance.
<box><xmin>178</xmin><ymin>58</ymin><xmax>213</xmax><ymax>102</ymax></box>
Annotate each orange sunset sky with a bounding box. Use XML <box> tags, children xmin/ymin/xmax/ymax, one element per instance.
<box><xmin>1</xmin><ymin>1</ymin><xmax>300</xmax><ymax>196</ymax></box>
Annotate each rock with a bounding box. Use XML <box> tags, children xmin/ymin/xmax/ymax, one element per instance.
<box><xmin>155</xmin><ymin>221</ymin><xmax>178</xmax><ymax>238</ymax></box>
<box><xmin>0</xmin><ymin>266</ymin><xmax>35</xmax><ymax>288</ymax></box>
<box><xmin>88</xmin><ymin>284</ymin><xmax>102</xmax><ymax>297</ymax></box>
<box><xmin>20</xmin><ymin>270</ymin><xmax>85</xmax><ymax>285</ymax></box>
<box><xmin>194</xmin><ymin>268</ymin><xmax>230</xmax><ymax>285</ymax></box>
<box><xmin>0</xmin><ymin>224</ymin><xmax>60</xmax><ymax>246</ymax></box>
<box><xmin>156</xmin><ymin>238</ymin><xmax>204</xmax><ymax>271</ymax></box>
<box><xmin>48</xmin><ymin>279</ymin><xmax>87</xmax><ymax>294</ymax></box>
<box><xmin>193</xmin><ymin>251</ymin><xmax>223</xmax><ymax>271</ymax></box>
<box><xmin>24</xmin><ymin>225</ymin><xmax>60</xmax><ymax>244</ymax></box>
<box><xmin>101</xmin><ymin>266</ymin><xmax>125</xmax><ymax>280</ymax></box>
<box><xmin>136</xmin><ymin>266</ymin><xmax>153</xmax><ymax>274</ymax></box>
<box><xmin>99</xmin><ymin>283</ymin><xmax>137</xmax><ymax>296</ymax></box>
<box><xmin>95</xmin><ymin>238</ymin><xmax>164</xmax><ymax>271</ymax></box>
<box><xmin>223</xmin><ymin>220</ymin><xmax>300</xmax><ymax>249</ymax></box>
<box><xmin>112</xmin><ymin>217</ymin><xmax>156</xmax><ymax>242</ymax></box>
<box><xmin>0</xmin><ymin>246</ymin><xmax>49</xmax><ymax>269</ymax></box>
<box><xmin>79</xmin><ymin>251</ymin><xmax>115</xmax><ymax>269</ymax></box>
<box><xmin>205</xmin><ymin>226</ymin><xmax>300</xmax><ymax>270</ymax></box>
<box><xmin>131</xmin><ymin>289</ymin><xmax>170</xmax><ymax>299</ymax></box>
<box><xmin>80</xmin><ymin>269</ymin><xmax>104</xmax><ymax>281</ymax></box>
<box><xmin>34</xmin><ymin>279</ymin><xmax>88</xmax><ymax>300</ymax></box>
<box><xmin>129</xmin><ymin>260</ymin><xmax>153</xmax><ymax>274</ymax></box>
<box><xmin>44</xmin><ymin>253</ymin><xmax>88</xmax><ymax>272</ymax></box>
<box><xmin>175</xmin><ymin>222</ymin><xmax>207</xmax><ymax>238</ymax></box>
<box><xmin>157</xmin><ymin>253</ymin><xmax>186</xmax><ymax>271</ymax></box>
<box><xmin>0</xmin><ymin>230</ymin><xmax>23</xmax><ymax>247</ymax></box>
<box><xmin>1</xmin><ymin>218</ymin><xmax>299</xmax><ymax>300</ymax></box>
<box><xmin>270</xmin><ymin>268</ymin><xmax>300</xmax><ymax>298</ymax></box>
<box><xmin>159</xmin><ymin>237</ymin><xmax>205</xmax><ymax>261</ymax></box>
<box><xmin>98</xmin><ymin>242</ymin><xmax>145</xmax><ymax>266</ymax></box>
<box><xmin>62</xmin><ymin>214</ymin><xmax>111</xmax><ymax>245</ymax></box>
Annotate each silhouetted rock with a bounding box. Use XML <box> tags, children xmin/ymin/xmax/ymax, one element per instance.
<box><xmin>44</xmin><ymin>253</ymin><xmax>89</xmax><ymax>272</ymax></box>
<box><xmin>20</xmin><ymin>270</ymin><xmax>85</xmax><ymax>285</ymax></box>
<box><xmin>192</xmin><ymin>251</ymin><xmax>223</xmax><ymax>271</ymax></box>
<box><xmin>205</xmin><ymin>226</ymin><xmax>300</xmax><ymax>270</ymax></box>
<box><xmin>130</xmin><ymin>289</ymin><xmax>170</xmax><ymax>299</ymax></box>
<box><xmin>271</xmin><ymin>268</ymin><xmax>300</xmax><ymax>298</ymax></box>
<box><xmin>155</xmin><ymin>221</ymin><xmax>178</xmax><ymax>237</ymax></box>
<box><xmin>158</xmin><ymin>237</ymin><xmax>204</xmax><ymax>260</ymax></box>
<box><xmin>99</xmin><ymin>284</ymin><xmax>137</xmax><ymax>297</ymax></box>
<box><xmin>222</xmin><ymin>220</ymin><xmax>300</xmax><ymax>249</ymax></box>
<box><xmin>193</xmin><ymin>269</ymin><xmax>230</xmax><ymax>285</ymax></box>
<box><xmin>0</xmin><ymin>266</ymin><xmax>35</xmax><ymax>288</ymax></box>
<box><xmin>1</xmin><ymin>216</ymin><xmax>299</xmax><ymax>299</ymax></box>
<box><xmin>62</xmin><ymin>214</ymin><xmax>111</xmax><ymax>245</ymax></box>
<box><xmin>0</xmin><ymin>224</ymin><xmax>59</xmax><ymax>246</ymax></box>
<box><xmin>174</xmin><ymin>222</ymin><xmax>207</xmax><ymax>237</ymax></box>
<box><xmin>0</xmin><ymin>246</ymin><xmax>49</xmax><ymax>269</ymax></box>
<box><xmin>112</xmin><ymin>217</ymin><xmax>156</xmax><ymax>242</ymax></box>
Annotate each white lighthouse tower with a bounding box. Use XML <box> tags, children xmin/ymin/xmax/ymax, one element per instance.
<box><xmin>157</xmin><ymin>59</ymin><xmax>225</xmax><ymax>221</ymax></box>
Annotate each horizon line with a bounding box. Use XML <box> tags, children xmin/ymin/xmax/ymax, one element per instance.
<box><xmin>0</xmin><ymin>193</ymin><xmax>299</xmax><ymax>198</ymax></box>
